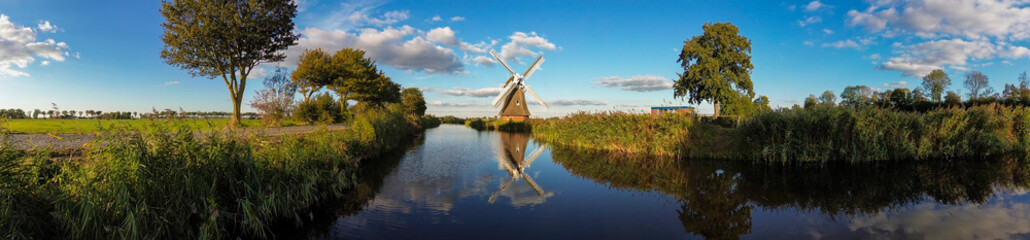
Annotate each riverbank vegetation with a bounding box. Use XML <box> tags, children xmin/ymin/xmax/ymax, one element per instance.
<box><xmin>464</xmin><ymin>118</ymin><xmax>534</xmax><ymax>132</ymax></box>
<box><xmin>1</xmin><ymin>118</ymin><xmax>266</xmax><ymax>134</ymax></box>
<box><xmin>0</xmin><ymin>104</ymin><xmax>433</xmax><ymax>239</ymax></box>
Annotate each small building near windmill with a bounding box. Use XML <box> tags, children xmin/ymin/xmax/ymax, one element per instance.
<box><xmin>650</xmin><ymin>106</ymin><xmax>694</xmax><ymax>116</ymax></box>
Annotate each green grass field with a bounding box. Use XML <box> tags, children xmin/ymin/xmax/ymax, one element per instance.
<box><xmin>2</xmin><ymin>119</ymin><xmax>265</xmax><ymax>134</ymax></box>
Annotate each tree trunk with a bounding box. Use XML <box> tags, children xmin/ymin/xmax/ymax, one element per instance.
<box><xmin>713</xmin><ymin>102</ymin><xmax>720</xmax><ymax>118</ymax></box>
<box><xmin>231</xmin><ymin>98</ymin><xmax>242</xmax><ymax>127</ymax></box>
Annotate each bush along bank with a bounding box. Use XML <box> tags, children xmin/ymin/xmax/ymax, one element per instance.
<box><xmin>738</xmin><ymin>104</ymin><xmax>1030</xmax><ymax>162</ymax></box>
<box><xmin>0</xmin><ymin>105</ymin><xmax>432</xmax><ymax>239</ymax></box>
<box><xmin>464</xmin><ymin>118</ymin><xmax>533</xmax><ymax>133</ymax></box>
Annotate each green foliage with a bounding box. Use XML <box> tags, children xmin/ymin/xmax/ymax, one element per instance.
<box><xmin>465</xmin><ymin>118</ymin><xmax>487</xmax><ymax>131</ymax></box>
<box><xmin>945</xmin><ymin>91</ymin><xmax>962</xmax><ymax>106</ymax></box>
<box><xmin>674</xmin><ymin>22</ymin><xmax>754</xmax><ymax>116</ymax></box>
<box><xmin>159</xmin><ymin>0</ymin><xmax>299</xmax><ymax>126</ymax></box>
<box><xmin>294</xmin><ymin>92</ymin><xmax>342</xmax><ymax>124</ymax></box>
<box><xmin>533</xmin><ymin>112</ymin><xmax>695</xmax><ymax>156</ymax></box>
<box><xmin>921</xmin><ymin>69</ymin><xmax>951</xmax><ymax>102</ymax></box>
<box><xmin>292</xmin><ymin>48</ymin><xmax>401</xmax><ymax>109</ymax></box>
<box><xmin>0</xmin><ymin>107</ymin><xmax>417</xmax><ymax>239</ymax></box>
<box><xmin>439</xmin><ymin>115</ymin><xmax>465</xmax><ymax>124</ymax></box>
<box><xmin>292</xmin><ymin>49</ymin><xmax>334</xmax><ymax>102</ymax></box>
<box><xmin>738</xmin><ymin>104</ymin><xmax>1030</xmax><ymax>162</ymax></box>
<box><xmin>400</xmin><ymin>88</ymin><xmax>427</xmax><ymax>116</ymax></box>
<box><xmin>841</xmin><ymin>85</ymin><xmax>874</xmax><ymax>107</ymax></box>
<box><xmin>803</xmin><ymin>95</ymin><xmax>819</xmax><ymax>109</ymax></box>
<box><xmin>819</xmin><ymin>90</ymin><xmax>837</xmax><ymax>107</ymax></box>
<box><xmin>3</xmin><ymin>119</ymin><xmax>262</xmax><ymax>134</ymax></box>
<box><xmin>721</xmin><ymin>92</ymin><xmax>770</xmax><ymax>116</ymax></box>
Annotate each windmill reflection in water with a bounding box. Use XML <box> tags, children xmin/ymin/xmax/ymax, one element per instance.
<box><xmin>489</xmin><ymin>132</ymin><xmax>549</xmax><ymax>204</ymax></box>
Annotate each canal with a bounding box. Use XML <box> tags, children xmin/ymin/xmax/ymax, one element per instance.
<box><xmin>295</xmin><ymin>124</ymin><xmax>1030</xmax><ymax>239</ymax></box>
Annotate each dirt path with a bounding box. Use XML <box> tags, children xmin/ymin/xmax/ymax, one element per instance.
<box><xmin>5</xmin><ymin>124</ymin><xmax>348</xmax><ymax>151</ymax></box>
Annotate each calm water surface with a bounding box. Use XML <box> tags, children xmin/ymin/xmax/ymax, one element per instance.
<box><xmin>300</xmin><ymin>124</ymin><xmax>1030</xmax><ymax>240</ymax></box>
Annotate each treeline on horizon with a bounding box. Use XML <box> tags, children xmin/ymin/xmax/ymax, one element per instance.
<box><xmin>800</xmin><ymin>69</ymin><xmax>1030</xmax><ymax>112</ymax></box>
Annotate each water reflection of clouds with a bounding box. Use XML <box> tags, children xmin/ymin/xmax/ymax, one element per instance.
<box><xmin>361</xmin><ymin>132</ymin><xmax>555</xmax><ymax>216</ymax></box>
<box><xmin>847</xmin><ymin>196</ymin><xmax>1030</xmax><ymax>240</ymax></box>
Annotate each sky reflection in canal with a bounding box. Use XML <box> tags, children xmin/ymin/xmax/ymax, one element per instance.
<box><xmin>308</xmin><ymin>125</ymin><xmax>1030</xmax><ymax>240</ymax></box>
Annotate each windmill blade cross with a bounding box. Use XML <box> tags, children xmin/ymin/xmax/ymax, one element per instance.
<box><xmin>521</xmin><ymin>173</ymin><xmax>545</xmax><ymax>196</ymax></box>
<box><xmin>489</xmin><ymin>50</ymin><xmax>516</xmax><ymax>76</ymax></box>
<box><xmin>525</xmin><ymin>145</ymin><xmax>547</xmax><ymax>168</ymax></box>
<box><xmin>523</xmin><ymin>85</ymin><xmax>549</xmax><ymax>109</ymax></box>
<box><xmin>522</xmin><ymin>56</ymin><xmax>545</xmax><ymax>80</ymax></box>
<box><xmin>492</xmin><ymin>81</ymin><xmax>521</xmax><ymax>107</ymax></box>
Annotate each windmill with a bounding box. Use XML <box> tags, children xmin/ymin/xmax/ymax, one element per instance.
<box><xmin>488</xmin><ymin>132</ymin><xmax>548</xmax><ymax>204</ymax></box>
<box><xmin>489</xmin><ymin>50</ymin><xmax>548</xmax><ymax>121</ymax></box>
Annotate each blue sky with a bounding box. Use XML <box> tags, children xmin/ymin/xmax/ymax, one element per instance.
<box><xmin>2</xmin><ymin>0</ymin><xmax>1029</xmax><ymax>117</ymax></box>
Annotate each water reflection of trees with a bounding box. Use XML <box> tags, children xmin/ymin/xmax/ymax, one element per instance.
<box><xmin>549</xmin><ymin>146</ymin><xmax>1030</xmax><ymax>240</ymax></box>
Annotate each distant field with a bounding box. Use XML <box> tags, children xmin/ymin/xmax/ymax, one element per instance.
<box><xmin>2</xmin><ymin>119</ymin><xmax>265</xmax><ymax>134</ymax></box>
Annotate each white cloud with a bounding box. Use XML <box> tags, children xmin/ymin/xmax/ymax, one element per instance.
<box><xmin>848</xmin><ymin>201</ymin><xmax>1030</xmax><ymax>240</ymax></box>
<box><xmin>472</xmin><ymin>55</ymin><xmax>496</xmax><ymax>66</ymax></box>
<box><xmin>37</xmin><ymin>21</ymin><xmax>56</xmax><ymax>33</ymax></box>
<box><xmin>498</xmin><ymin>32</ymin><xmax>558</xmax><ymax>63</ymax></box>
<box><xmin>823</xmin><ymin>39</ymin><xmax>860</xmax><ymax>49</ymax></box>
<box><xmin>823</xmin><ymin>28</ymin><xmax>834</xmax><ymax>34</ymax></box>
<box><xmin>803</xmin><ymin>40</ymin><xmax>815</xmax><ymax>46</ymax></box>
<box><xmin>426</xmin><ymin>27</ymin><xmax>494</xmax><ymax>53</ymax></box>
<box><xmin>40</xmin><ymin>60</ymin><xmax>49</xmax><ymax>66</ymax></box>
<box><xmin>804</xmin><ymin>1</ymin><xmax>830</xmax><ymax>12</ymax></box>
<box><xmin>450</xmin><ymin>16</ymin><xmax>464</xmax><ymax>22</ymax></box>
<box><xmin>319</xmin><ymin>1</ymin><xmax>407</xmax><ymax>30</ymax></box>
<box><xmin>424</xmin><ymin>87</ymin><xmax>503</xmax><ymax>97</ymax></box>
<box><xmin>798</xmin><ymin>16</ymin><xmax>822</xmax><ymax>27</ymax></box>
<box><xmin>884</xmin><ymin>81</ymin><xmax>907</xmax><ymax>88</ymax></box>
<box><xmin>428</xmin><ymin>15</ymin><xmax>442</xmax><ymax>22</ymax></box>
<box><xmin>0</xmin><ymin>15</ymin><xmax>70</xmax><ymax>77</ymax></box>
<box><xmin>847</xmin><ymin>0</ymin><xmax>1030</xmax><ymax>40</ymax></box>
<box><xmin>163</xmin><ymin>81</ymin><xmax>180</xmax><ymax>86</ymax></box>
<box><xmin>879</xmin><ymin>39</ymin><xmax>1003</xmax><ymax>77</ymax></box>
<box><xmin>286</xmin><ymin>26</ymin><xmax>464</xmax><ymax>74</ymax></box>
<box><xmin>545</xmin><ymin>99</ymin><xmax>609</xmax><ymax>106</ymax></box>
<box><xmin>428</xmin><ymin>100</ymin><xmax>477</xmax><ymax>107</ymax></box>
<box><xmin>867</xmin><ymin>53</ymin><xmax>881</xmax><ymax>59</ymax></box>
<box><xmin>595</xmin><ymin>75</ymin><xmax>674</xmax><ymax>92</ymax></box>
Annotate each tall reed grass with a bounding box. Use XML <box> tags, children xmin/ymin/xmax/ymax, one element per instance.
<box><xmin>0</xmin><ymin>105</ymin><xmax>420</xmax><ymax>239</ymax></box>
<box><xmin>739</xmin><ymin>104</ymin><xmax>1030</xmax><ymax>162</ymax></box>
<box><xmin>532</xmin><ymin>112</ymin><xmax>695</xmax><ymax>156</ymax></box>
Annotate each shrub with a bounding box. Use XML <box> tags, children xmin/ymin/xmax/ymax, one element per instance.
<box><xmin>294</xmin><ymin>92</ymin><xmax>342</xmax><ymax>124</ymax></box>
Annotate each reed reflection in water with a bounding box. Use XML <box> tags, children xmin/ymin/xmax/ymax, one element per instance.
<box><xmin>296</xmin><ymin>125</ymin><xmax>1030</xmax><ymax>240</ymax></box>
<box><xmin>549</xmin><ymin>146</ymin><xmax>1030</xmax><ymax>239</ymax></box>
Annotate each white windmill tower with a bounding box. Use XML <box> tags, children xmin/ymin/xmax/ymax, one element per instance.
<box><xmin>489</xmin><ymin>50</ymin><xmax>549</xmax><ymax>121</ymax></box>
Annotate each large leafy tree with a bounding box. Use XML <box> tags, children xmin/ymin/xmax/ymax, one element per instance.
<box><xmin>921</xmin><ymin>69</ymin><xmax>951</xmax><ymax>102</ymax></box>
<box><xmin>329</xmin><ymin>48</ymin><xmax>382</xmax><ymax>108</ymax></box>
<box><xmin>401</xmin><ymin>88</ymin><xmax>427</xmax><ymax>116</ymax></box>
<box><xmin>675</xmin><ymin>22</ymin><xmax>754</xmax><ymax>117</ymax></box>
<box><xmin>159</xmin><ymin>0</ymin><xmax>299</xmax><ymax>127</ymax></box>
<box><xmin>292</xmin><ymin>48</ymin><xmax>334</xmax><ymax>102</ymax></box>
<box><xmin>840</xmin><ymin>85</ymin><xmax>873</xmax><ymax>107</ymax></box>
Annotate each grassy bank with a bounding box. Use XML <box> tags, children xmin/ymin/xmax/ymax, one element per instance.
<box><xmin>0</xmin><ymin>105</ymin><xmax>428</xmax><ymax>239</ymax></box>
<box><xmin>532</xmin><ymin>112</ymin><xmax>709</xmax><ymax>156</ymax></box>
<box><xmin>3</xmin><ymin>118</ymin><xmax>266</xmax><ymax>134</ymax></box>
<box><xmin>464</xmin><ymin>118</ymin><xmax>533</xmax><ymax>132</ymax></box>
<box><xmin>526</xmin><ymin>104</ymin><xmax>1030</xmax><ymax>161</ymax></box>
<box><xmin>739</xmin><ymin>104</ymin><xmax>1030</xmax><ymax>162</ymax></box>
